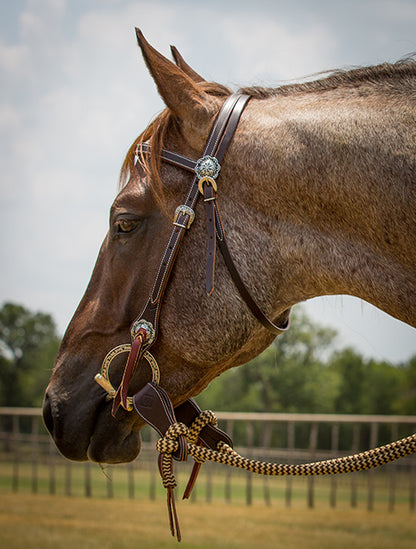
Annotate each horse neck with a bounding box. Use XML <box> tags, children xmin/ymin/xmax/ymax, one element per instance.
<box><xmin>235</xmin><ymin>90</ymin><xmax>416</xmax><ymax>326</ymax></box>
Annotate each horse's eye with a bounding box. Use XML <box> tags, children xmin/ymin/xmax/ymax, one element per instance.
<box><xmin>116</xmin><ymin>218</ymin><xmax>140</xmax><ymax>234</ymax></box>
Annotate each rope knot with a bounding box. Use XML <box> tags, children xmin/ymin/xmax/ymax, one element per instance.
<box><xmin>156</xmin><ymin>422</ymin><xmax>189</xmax><ymax>462</ymax></box>
<box><xmin>187</xmin><ymin>410</ymin><xmax>217</xmax><ymax>445</ymax></box>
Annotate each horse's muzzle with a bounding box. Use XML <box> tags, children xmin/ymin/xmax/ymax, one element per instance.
<box><xmin>43</xmin><ymin>390</ymin><xmax>143</xmax><ymax>463</ymax></box>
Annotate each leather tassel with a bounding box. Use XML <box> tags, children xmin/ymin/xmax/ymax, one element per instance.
<box><xmin>183</xmin><ymin>461</ymin><xmax>202</xmax><ymax>500</ymax></box>
<box><xmin>204</xmin><ymin>183</ymin><xmax>217</xmax><ymax>295</ymax></box>
<box><xmin>112</xmin><ymin>330</ymin><xmax>146</xmax><ymax>416</ymax></box>
<box><xmin>167</xmin><ymin>486</ymin><xmax>181</xmax><ymax>542</ymax></box>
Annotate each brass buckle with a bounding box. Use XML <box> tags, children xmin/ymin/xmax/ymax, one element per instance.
<box><xmin>198</xmin><ymin>175</ymin><xmax>218</xmax><ymax>196</ymax></box>
<box><xmin>173</xmin><ymin>205</ymin><xmax>195</xmax><ymax>229</ymax></box>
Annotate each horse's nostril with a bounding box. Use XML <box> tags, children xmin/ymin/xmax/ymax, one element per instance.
<box><xmin>42</xmin><ymin>394</ymin><xmax>54</xmax><ymax>436</ymax></box>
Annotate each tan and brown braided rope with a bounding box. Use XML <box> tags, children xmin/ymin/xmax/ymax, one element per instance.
<box><xmin>155</xmin><ymin>411</ymin><xmax>416</xmax><ymax>541</ymax></box>
<box><xmin>157</xmin><ymin>412</ymin><xmax>416</xmax><ymax>478</ymax></box>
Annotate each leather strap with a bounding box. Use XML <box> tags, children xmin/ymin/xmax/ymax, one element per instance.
<box><xmin>214</xmin><ymin>204</ymin><xmax>289</xmax><ymax>335</ymax></box>
<box><xmin>137</xmin><ymin>94</ymin><xmax>289</xmax><ymax>335</ymax></box>
<box><xmin>132</xmin><ymin>94</ymin><xmax>251</xmax><ymax>351</ymax></box>
<box><xmin>133</xmin><ymin>382</ymin><xmax>233</xmax><ymax>459</ymax></box>
<box><xmin>133</xmin><ymin>382</ymin><xmax>188</xmax><ymax>461</ymax></box>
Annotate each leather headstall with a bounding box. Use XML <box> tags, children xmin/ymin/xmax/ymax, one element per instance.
<box><xmin>96</xmin><ymin>92</ymin><xmax>289</xmax><ymax>419</ymax></box>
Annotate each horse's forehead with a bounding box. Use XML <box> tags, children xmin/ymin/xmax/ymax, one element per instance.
<box><xmin>112</xmin><ymin>175</ymin><xmax>152</xmax><ymax>209</ymax></box>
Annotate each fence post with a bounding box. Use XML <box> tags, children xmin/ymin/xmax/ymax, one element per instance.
<box><xmin>12</xmin><ymin>414</ymin><xmax>19</xmax><ymax>493</ymax></box>
<box><xmin>128</xmin><ymin>461</ymin><xmax>135</xmax><ymax>499</ymax></box>
<box><xmin>389</xmin><ymin>423</ymin><xmax>398</xmax><ymax>512</ymax></box>
<box><xmin>285</xmin><ymin>421</ymin><xmax>295</xmax><ymax>508</ymax></box>
<box><xmin>225</xmin><ymin>419</ymin><xmax>234</xmax><ymax>504</ymax></box>
<box><xmin>48</xmin><ymin>438</ymin><xmax>56</xmax><ymax>495</ymax></box>
<box><xmin>350</xmin><ymin>424</ymin><xmax>360</xmax><ymax>508</ymax></box>
<box><xmin>307</xmin><ymin>423</ymin><xmax>318</xmax><ymax>508</ymax></box>
<box><xmin>261</xmin><ymin>422</ymin><xmax>272</xmax><ymax>507</ymax></box>
<box><xmin>330</xmin><ymin>423</ymin><xmax>339</xmax><ymax>508</ymax></box>
<box><xmin>246</xmin><ymin>421</ymin><xmax>254</xmax><ymax>506</ymax></box>
<box><xmin>367</xmin><ymin>422</ymin><xmax>378</xmax><ymax>511</ymax></box>
<box><xmin>65</xmin><ymin>461</ymin><xmax>72</xmax><ymax>496</ymax></box>
<box><xmin>106</xmin><ymin>467</ymin><xmax>114</xmax><ymax>499</ymax></box>
<box><xmin>31</xmin><ymin>415</ymin><xmax>39</xmax><ymax>494</ymax></box>
<box><xmin>85</xmin><ymin>462</ymin><xmax>92</xmax><ymax>498</ymax></box>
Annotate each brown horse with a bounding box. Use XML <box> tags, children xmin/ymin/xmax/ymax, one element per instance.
<box><xmin>43</xmin><ymin>31</ymin><xmax>416</xmax><ymax>464</ymax></box>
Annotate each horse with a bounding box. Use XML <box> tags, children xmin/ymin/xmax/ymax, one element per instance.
<box><xmin>43</xmin><ymin>30</ymin><xmax>416</xmax><ymax>465</ymax></box>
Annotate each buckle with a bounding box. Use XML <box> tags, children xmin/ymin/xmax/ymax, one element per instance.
<box><xmin>173</xmin><ymin>205</ymin><xmax>195</xmax><ymax>229</ymax></box>
<box><xmin>197</xmin><ymin>175</ymin><xmax>218</xmax><ymax>196</ymax></box>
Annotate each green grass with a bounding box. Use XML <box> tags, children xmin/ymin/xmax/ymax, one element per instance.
<box><xmin>1</xmin><ymin>458</ymin><xmax>414</xmax><ymax>509</ymax></box>
<box><xmin>0</xmin><ymin>492</ymin><xmax>415</xmax><ymax>549</ymax></box>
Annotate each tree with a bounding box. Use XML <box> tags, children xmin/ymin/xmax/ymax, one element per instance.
<box><xmin>0</xmin><ymin>302</ymin><xmax>61</xmax><ymax>406</ymax></box>
<box><xmin>196</xmin><ymin>308</ymin><xmax>340</xmax><ymax>413</ymax></box>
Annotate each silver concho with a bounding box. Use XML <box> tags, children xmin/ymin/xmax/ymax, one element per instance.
<box><xmin>195</xmin><ymin>155</ymin><xmax>221</xmax><ymax>180</ymax></box>
<box><xmin>130</xmin><ymin>319</ymin><xmax>156</xmax><ymax>344</ymax></box>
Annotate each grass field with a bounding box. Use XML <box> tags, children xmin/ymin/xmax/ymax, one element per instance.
<box><xmin>0</xmin><ymin>492</ymin><xmax>415</xmax><ymax>549</ymax></box>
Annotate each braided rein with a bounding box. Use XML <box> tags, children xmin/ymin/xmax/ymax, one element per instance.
<box><xmin>155</xmin><ymin>409</ymin><xmax>416</xmax><ymax>541</ymax></box>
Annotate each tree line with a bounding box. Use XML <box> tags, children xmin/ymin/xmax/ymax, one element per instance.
<box><xmin>0</xmin><ymin>302</ymin><xmax>415</xmax><ymax>416</ymax></box>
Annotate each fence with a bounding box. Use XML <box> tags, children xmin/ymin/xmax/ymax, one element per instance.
<box><xmin>0</xmin><ymin>407</ymin><xmax>415</xmax><ymax>511</ymax></box>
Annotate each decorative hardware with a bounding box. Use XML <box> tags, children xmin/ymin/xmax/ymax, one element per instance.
<box><xmin>173</xmin><ymin>205</ymin><xmax>195</xmax><ymax>229</ymax></box>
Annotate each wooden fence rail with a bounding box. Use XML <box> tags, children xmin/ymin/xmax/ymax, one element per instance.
<box><xmin>0</xmin><ymin>407</ymin><xmax>415</xmax><ymax>510</ymax></box>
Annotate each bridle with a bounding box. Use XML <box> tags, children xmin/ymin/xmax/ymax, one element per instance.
<box><xmin>95</xmin><ymin>92</ymin><xmax>289</xmax><ymax>413</ymax></box>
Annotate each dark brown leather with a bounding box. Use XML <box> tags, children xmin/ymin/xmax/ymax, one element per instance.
<box><xmin>136</xmin><ymin>94</ymin><xmax>288</xmax><ymax>336</ymax></box>
<box><xmin>130</xmin><ymin>94</ymin><xmax>250</xmax><ymax>355</ymax></box>
<box><xmin>174</xmin><ymin>398</ymin><xmax>233</xmax><ymax>450</ymax></box>
<box><xmin>133</xmin><ymin>383</ymin><xmax>187</xmax><ymax>461</ymax></box>
<box><xmin>203</xmin><ymin>182</ymin><xmax>217</xmax><ymax>295</ymax></box>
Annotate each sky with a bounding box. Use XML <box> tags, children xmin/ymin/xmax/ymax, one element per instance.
<box><xmin>1</xmin><ymin>0</ymin><xmax>415</xmax><ymax>364</ymax></box>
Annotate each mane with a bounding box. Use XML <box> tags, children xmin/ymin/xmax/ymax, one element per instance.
<box><xmin>120</xmin><ymin>57</ymin><xmax>416</xmax><ymax>198</ymax></box>
<box><xmin>239</xmin><ymin>56</ymin><xmax>416</xmax><ymax>98</ymax></box>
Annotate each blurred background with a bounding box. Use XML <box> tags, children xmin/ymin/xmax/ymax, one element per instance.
<box><xmin>1</xmin><ymin>3</ymin><xmax>416</xmax><ymax>548</ymax></box>
<box><xmin>1</xmin><ymin>0</ymin><xmax>415</xmax><ymax>365</ymax></box>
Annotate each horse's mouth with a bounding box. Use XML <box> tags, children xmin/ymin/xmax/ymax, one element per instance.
<box><xmin>87</xmin><ymin>405</ymin><xmax>143</xmax><ymax>464</ymax></box>
<box><xmin>43</xmin><ymin>391</ymin><xmax>144</xmax><ymax>464</ymax></box>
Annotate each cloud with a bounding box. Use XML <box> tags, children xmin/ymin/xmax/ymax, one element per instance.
<box><xmin>0</xmin><ymin>0</ymin><xmax>415</xmax><ymax>362</ymax></box>
<box><xmin>216</xmin><ymin>14</ymin><xmax>337</xmax><ymax>85</ymax></box>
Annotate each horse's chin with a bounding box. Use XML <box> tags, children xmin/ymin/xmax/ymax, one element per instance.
<box><xmin>87</xmin><ymin>425</ymin><xmax>142</xmax><ymax>464</ymax></box>
<box><xmin>85</xmin><ymin>402</ymin><xmax>144</xmax><ymax>464</ymax></box>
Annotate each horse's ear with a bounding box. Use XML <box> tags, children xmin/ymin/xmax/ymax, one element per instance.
<box><xmin>170</xmin><ymin>45</ymin><xmax>205</xmax><ymax>83</ymax></box>
<box><xmin>136</xmin><ymin>29</ymin><xmax>212</xmax><ymax>124</ymax></box>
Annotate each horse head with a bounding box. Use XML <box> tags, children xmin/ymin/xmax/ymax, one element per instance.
<box><xmin>43</xmin><ymin>31</ymin><xmax>416</xmax><ymax>464</ymax></box>
<box><xmin>43</xmin><ymin>31</ymin><xmax>290</xmax><ymax>463</ymax></box>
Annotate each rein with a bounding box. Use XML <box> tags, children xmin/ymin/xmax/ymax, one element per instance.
<box><xmin>94</xmin><ymin>93</ymin><xmax>416</xmax><ymax>541</ymax></box>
